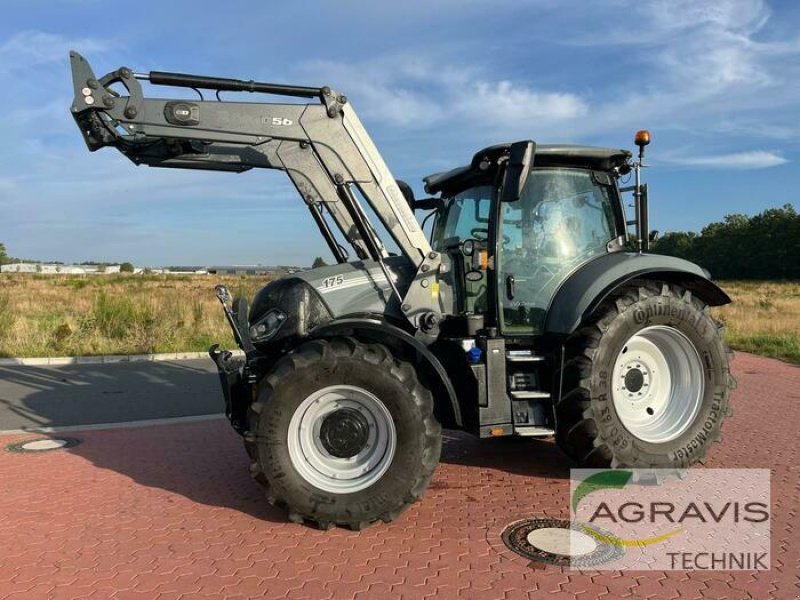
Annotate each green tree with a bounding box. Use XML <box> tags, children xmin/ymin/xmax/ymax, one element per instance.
<box><xmin>120</xmin><ymin>262</ymin><xmax>135</xmax><ymax>273</ymax></box>
<box><xmin>651</xmin><ymin>231</ymin><xmax>697</xmax><ymax>262</ymax></box>
<box><xmin>652</xmin><ymin>204</ymin><xmax>799</xmax><ymax>279</ymax></box>
<box><xmin>0</xmin><ymin>242</ymin><xmax>8</xmax><ymax>269</ymax></box>
<box><xmin>311</xmin><ymin>256</ymin><xmax>328</xmax><ymax>269</ymax></box>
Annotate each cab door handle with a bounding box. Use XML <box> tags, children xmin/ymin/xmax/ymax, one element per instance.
<box><xmin>506</xmin><ymin>274</ymin><xmax>515</xmax><ymax>300</ymax></box>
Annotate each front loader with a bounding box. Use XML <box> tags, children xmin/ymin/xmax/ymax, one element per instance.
<box><xmin>69</xmin><ymin>52</ymin><xmax>735</xmax><ymax>530</ymax></box>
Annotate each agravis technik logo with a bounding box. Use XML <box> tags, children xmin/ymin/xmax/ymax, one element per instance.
<box><xmin>570</xmin><ymin>469</ymin><xmax>770</xmax><ymax>570</ymax></box>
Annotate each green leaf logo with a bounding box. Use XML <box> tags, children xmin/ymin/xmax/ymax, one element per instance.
<box><xmin>572</xmin><ymin>470</ymin><xmax>632</xmax><ymax>512</ymax></box>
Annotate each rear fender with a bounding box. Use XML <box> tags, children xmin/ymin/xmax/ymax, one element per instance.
<box><xmin>309</xmin><ymin>317</ymin><xmax>463</xmax><ymax>428</ymax></box>
<box><xmin>544</xmin><ymin>252</ymin><xmax>731</xmax><ymax>335</ymax></box>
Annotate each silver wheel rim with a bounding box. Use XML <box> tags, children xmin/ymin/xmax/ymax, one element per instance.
<box><xmin>611</xmin><ymin>325</ymin><xmax>704</xmax><ymax>444</ymax></box>
<box><xmin>287</xmin><ymin>385</ymin><xmax>396</xmax><ymax>493</ymax></box>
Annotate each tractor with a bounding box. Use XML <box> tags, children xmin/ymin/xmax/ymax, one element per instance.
<box><xmin>69</xmin><ymin>52</ymin><xmax>734</xmax><ymax>530</ymax></box>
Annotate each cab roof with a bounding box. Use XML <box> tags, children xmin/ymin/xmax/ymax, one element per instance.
<box><xmin>423</xmin><ymin>142</ymin><xmax>632</xmax><ymax>195</ymax></box>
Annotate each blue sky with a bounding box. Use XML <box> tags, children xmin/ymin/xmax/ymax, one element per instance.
<box><xmin>1</xmin><ymin>0</ymin><xmax>798</xmax><ymax>266</ymax></box>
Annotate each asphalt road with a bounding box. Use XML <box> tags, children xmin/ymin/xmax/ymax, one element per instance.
<box><xmin>0</xmin><ymin>358</ymin><xmax>223</xmax><ymax>431</ymax></box>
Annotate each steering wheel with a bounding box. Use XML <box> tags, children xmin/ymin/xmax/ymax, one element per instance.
<box><xmin>470</xmin><ymin>227</ymin><xmax>511</xmax><ymax>245</ymax></box>
<box><xmin>470</xmin><ymin>227</ymin><xmax>489</xmax><ymax>241</ymax></box>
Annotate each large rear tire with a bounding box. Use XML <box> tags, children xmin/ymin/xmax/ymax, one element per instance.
<box><xmin>246</xmin><ymin>337</ymin><xmax>441</xmax><ymax>530</ymax></box>
<box><xmin>555</xmin><ymin>280</ymin><xmax>734</xmax><ymax>468</ymax></box>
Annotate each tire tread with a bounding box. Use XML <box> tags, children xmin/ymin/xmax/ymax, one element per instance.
<box><xmin>247</xmin><ymin>336</ymin><xmax>441</xmax><ymax>530</ymax></box>
<box><xmin>555</xmin><ymin>280</ymin><xmax>733</xmax><ymax>469</ymax></box>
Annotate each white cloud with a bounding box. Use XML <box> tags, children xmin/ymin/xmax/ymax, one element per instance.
<box><xmin>553</xmin><ymin>0</ymin><xmax>800</xmax><ymax>137</ymax></box>
<box><xmin>652</xmin><ymin>9</ymin><xmax>773</xmax><ymax>90</ymax></box>
<box><xmin>299</xmin><ymin>0</ymin><xmax>799</xmax><ymax>150</ymax></box>
<box><xmin>458</xmin><ymin>80</ymin><xmax>587</xmax><ymax>123</ymax></box>
<box><xmin>668</xmin><ymin>151</ymin><xmax>788</xmax><ymax>169</ymax></box>
<box><xmin>0</xmin><ymin>31</ymin><xmax>107</xmax><ymax>73</ymax></box>
<box><xmin>302</xmin><ymin>56</ymin><xmax>587</xmax><ymax>137</ymax></box>
<box><xmin>644</xmin><ymin>0</ymin><xmax>770</xmax><ymax>34</ymax></box>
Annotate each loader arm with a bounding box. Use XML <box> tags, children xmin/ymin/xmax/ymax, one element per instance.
<box><xmin>69</xmin><ymin>51</ymin><xmax>440</xmax><ymax>330</ymax></box>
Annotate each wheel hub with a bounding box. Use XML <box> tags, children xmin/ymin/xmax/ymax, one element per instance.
<box><xmin>623</xmin><ymin>367</ymin><xmax>646</xmax><ymax>394</ymax></box>
<box><xmin>319</xmin><ymin>408</ymin><xmax>370</xmax><ymax>458</ymax></box>
<box><xmin>287</xmin><ymin>385</ymin><xmax>396</xmax><ymax>493</ymax></box>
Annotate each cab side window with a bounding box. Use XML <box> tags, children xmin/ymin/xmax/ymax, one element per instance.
<box><xmin>434</xmin><ymin>186</ymin><xmax>493</xmax><ymax>314</ymax></box>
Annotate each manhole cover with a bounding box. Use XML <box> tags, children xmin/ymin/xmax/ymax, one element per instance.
<box><xmin>6</xmin><ymin>437</ymin><xmax>81</xmax><ymax>453</ymax></box>
<box><xmin>501</xmin><ymin>518</ymin><xmax>624</xmax><ymax>567</ymax></box>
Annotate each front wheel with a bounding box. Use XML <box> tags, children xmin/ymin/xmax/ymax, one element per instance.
<box><xmin>247</xmin><ymin>337</ymin><xmax>441</xmax><ymax>530</ymax></box>
<box><xmin>555</xmin><ymin>280</ymin><xmax>734</xmax><ymax>468</ymax></box>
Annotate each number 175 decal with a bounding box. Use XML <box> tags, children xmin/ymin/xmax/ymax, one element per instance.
<box><xmin>322</xmin><ymin>275</ymin><xmax>344</xmax><ymax>289</ymax></box>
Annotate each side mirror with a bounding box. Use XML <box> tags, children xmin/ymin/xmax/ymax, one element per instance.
<box><xmin>649</xmin><ymin>230</ymin><xmax>659</xmax><ymax>242</ymax></box>
<box><xmin>499</xmin><ymin>141</ymin><xmax>535</xmax><ymax>203</ymax></box>
<box><xmin>397</xmin><ymin>179</ymin><xmax>441</xmax><ymax>211</ymax></box>
<box><xmin>395</xmin><ymin>179</ymin><xmax>416</xmax><ymax>211</ymax></box>
<box><xmin>414</xmin><ymin>197</ymin><xmax>442</xmax><ymax>211</ymax></box>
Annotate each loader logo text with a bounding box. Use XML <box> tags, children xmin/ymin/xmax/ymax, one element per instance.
<box><xmin>265</xmin><ymin>117</ymin><xmax>294</xmax><ymax>126</ymax></box>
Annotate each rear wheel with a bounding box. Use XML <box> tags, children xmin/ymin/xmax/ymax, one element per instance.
<box><xmin>247</xmin><ymin>337</ymin><xmax>441</xmax><ymax>530</ymax></box>
<box><xmin>555</xmin><ymin>280</ymin><xmax>734</xmax><ymax>468</ymax></box>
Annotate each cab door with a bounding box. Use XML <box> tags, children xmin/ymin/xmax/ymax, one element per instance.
<box><xmin>496</xmin><ymin>168</ymin><xmax>619</xmax><ymax>334</ymax></box>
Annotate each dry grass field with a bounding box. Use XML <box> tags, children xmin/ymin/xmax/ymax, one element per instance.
<box><xmin>712</xmin><ymin>280</ymin><xmax>800</xmax><ymax>364</ymax></box>
<box><xmin>0</xmin><ymin>274</ymin><xmax>267</xmax><ymax>358</ymax></box>
<box><xmin>0</xmin><ymin>275</ymin><xmax>798</xmax><ymax>364</ymax></box>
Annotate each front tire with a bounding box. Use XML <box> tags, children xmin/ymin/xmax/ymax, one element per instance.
<box><xmin>247</xmin><ymin>337</ymin><xmax>441</xmax><ymax>530</ymax></box>
<box><xmin>555</xmin><ymin>280</ymin><xmax>734</xmax><ymax>468</ymax></box>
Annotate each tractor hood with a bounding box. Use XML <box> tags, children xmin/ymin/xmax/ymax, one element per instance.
<box><xmin>248</xmin><ymin>257</ymin><xmax>415</xmax><ymax>344</ymax></box>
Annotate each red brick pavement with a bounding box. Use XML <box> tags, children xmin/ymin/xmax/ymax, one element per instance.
<box><xmin>0</xmin><ymin>352</ymin><xmax>797</xmax><ymax>599</ymax></box>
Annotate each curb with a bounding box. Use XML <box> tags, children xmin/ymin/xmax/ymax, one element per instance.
<box><xmin>0</xmin><ymin>414</ymin><xmax>226</xmax><ymax>437</ymax></box>
<box><xmin>0</xmin><ymin>350</ymin><xmax>243</xmax><ymax>367</ymax></box>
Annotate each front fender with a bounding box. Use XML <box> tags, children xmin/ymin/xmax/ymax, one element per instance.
<box><xmin>309</xmin><ymin>317</ymin><xmax>462</xmax><ymax>428</ymax></box>
<box><xmin>544</xmin><ymin>252</ymin><xmax>731</xmax><ymax>335</ymax></box>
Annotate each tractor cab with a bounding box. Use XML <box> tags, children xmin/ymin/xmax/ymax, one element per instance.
<box><xmin>426</xmin><ymin>144</ymin><xmax>633</xmax><ymax>336</ymax></box>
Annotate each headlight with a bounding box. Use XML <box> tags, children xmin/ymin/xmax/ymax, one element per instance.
<box><xmin>249</xmin><ymin>309</ymin><xmax>286</xmax><ymax>342</ymax></box>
